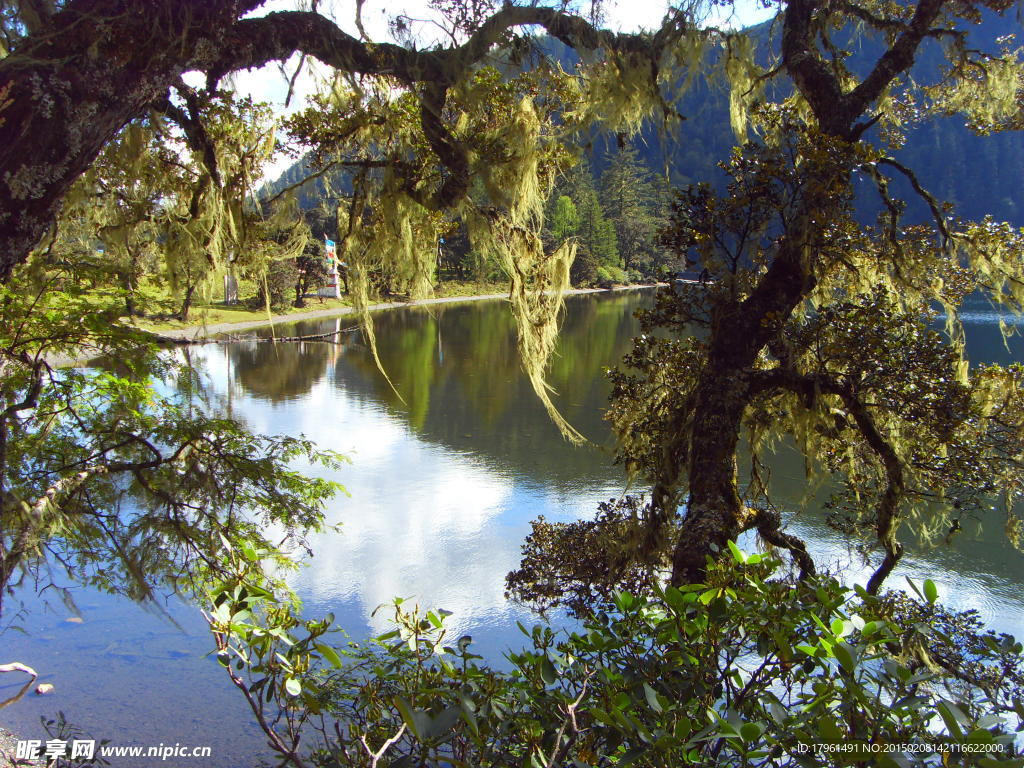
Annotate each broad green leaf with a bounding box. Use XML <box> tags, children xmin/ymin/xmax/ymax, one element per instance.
<box><xmin>936</xmin><ymin>700</ymin><xmax>967</xmax><ymax>739</ymax></box>
<box><xmin>315</xmin><ymin>643</ymin><xmax>343</xmax><ymax>669</ymax></box>
<box><xmin>727</xmin><ymin>540</ymin><xmax>745</xmax><ymax>564</ymax></box>
<box><xmin>643</xmin><ymin>683</ymin><xmax>663</xmax><ymax>713</ymax></box>
<box><xmin>739</xmin><ymin>722</ymin><xmax>763</xmax><ymax>742</ymax></box>
<box><xmin>833</xmin><ymin>641</ymin><xmax>855</xmax><ymax>673</ymax></box>
<box><xmin>540</xmin><ymin>656</ymin><xmax>557</xmax><ymax>685</ymax></box>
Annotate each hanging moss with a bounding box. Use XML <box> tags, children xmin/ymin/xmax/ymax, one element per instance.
<box><xmin>722</xmin><ymin>33</ymin><xmax>762</xmax><ymax>142</ymax></box>
<box><xmin>278</xmin><ymin>39</ymin><xmax>714</xmax><ymax>440</ymax></box>
<box><xmin>582</xmin><ymin>55</ymin><xmax>659</xmax><ymax>135</ymax></box>
<box><xmin>471</xmin><ymin>211</ymin><xmax>583</xmax><ymax>443</ymax></box>
<box><xmin>931</xmin><ymin>55</ymin><xmax>1024</xmax><ymax>127</ymax></box>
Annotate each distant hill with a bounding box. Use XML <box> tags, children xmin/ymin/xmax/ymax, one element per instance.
<box><xmin>261</xmin><ymin>153</ymin><xmax>342</xmax><ymax>210</ymax></box>
<box><xmin>263</xmin><ymin>16</ymin><xmax>1024</xmax><ymax>227</ymax></box>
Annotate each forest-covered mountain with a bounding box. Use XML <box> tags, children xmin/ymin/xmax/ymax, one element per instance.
<box><xmin>563</xmin><ymin>14</ymin><xmax>1024</xmax><ymax>226</ymax></box>
<box><xmin>264</xmin><ymin>15</ymin><xmax>1023</xmax><ymax>281</ymax></box>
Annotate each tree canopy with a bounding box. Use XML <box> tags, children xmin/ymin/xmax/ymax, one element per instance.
<box><xmin>2</xmin><ymin>0</ymin><xmax>1024</xmax><ymax>762</ymax></box>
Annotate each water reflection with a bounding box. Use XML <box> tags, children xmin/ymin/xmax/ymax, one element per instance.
<box><xmin>215</xmin><ymin>289</ymin><xmax>1024</xmax><ymax>640</ymax></box>
<box><xmin>5</xmin><ymin>289</ymin><xmax>1024</xmax><ymax>767</ymax></box>
<box><xmin>231</xmin><ymin>339</ymin><xmax>330</xmax><ymax>402</ymax></box>
<box><xmin>230</xmin><ymin>293</ymin><xmax>642</xmax><ymax>461</ymax></box>
<box><xmin>217</xmin><ymin>293</ymin><xmax>647</xmax><ymax>647</ymax></box>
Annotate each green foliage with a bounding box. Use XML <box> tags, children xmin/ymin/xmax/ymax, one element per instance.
<box><xmin>3</xmin><ymin>7</ymin><xmax>1023</xmax><ymax>766</ymax></box>
<box><xmin>553</xmin><ymin>161</ymin><xmax>620</xmax><ymax>286</ymax></box>
<box><xmin>0</xmin><ymin>265</ymin><xmax>344</xmax><ymax>613</ymax></box>
<box><xmin>37</xmin><ymin>90</ymin><xmax>307</xmax><ymax>324</ymax></box>
<box><xmin>547</xmin><ymin>195</ymin><xmax>579</xmax><ymax>245</ymax></box>
<box><xmin>252</xmin><ymin>258</ymin><xmax>301</xmax><ymax>312</ymax></box>
<box><xmin>539</xmin><ymin>148</ymin><xmax>671</xmax><ymax>287</ymax></box>
<box><xmin>570</xmin><ymin>111</ymin><xmax>1024</xmax><ymax>592</ymax></box>
<box><xmin>595</xmin><ymin>265</ymin><xmax>627</xmax><ymax>286</ymax></box>
<box><xmin>157</xmin><ymin>94</ymin><xmax>292</xmax><ymax>321</ymax></box>
<box><xmin>598</xmin><ymin>145</ymin><xmax>670</xmax><ymax>275</ymax></box>
<box><xmin>210</xmin><ymin>548</ymin><xmax>1024</xmax><ymax>767</ymax></box>
<box><xmin>295</xmin><ymin>248</ymin><xmax>332</xmax><ymax>307</ymax></box>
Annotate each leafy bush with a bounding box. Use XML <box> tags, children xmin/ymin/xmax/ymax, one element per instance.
<box><xmin>208</xmin><ymin>544</ymin><xmax>1024</xmax><ymax>767</ymax></box>
<box><xmin>595</xmin><ymin>266</ymin><xmax>627</xmax><ymax>287</ymax></box>
<box><xmin>250</xmin><ymin>258</ymin><xmax>300</xmax><ymax>312</ymax></box>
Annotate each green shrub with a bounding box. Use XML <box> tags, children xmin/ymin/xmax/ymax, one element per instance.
<box><xmin>249</xmin><ymin>259</ymin><xmax>299</xmax><ymax>312</ymax></box>
<box><xmin>595</xmin><ymin>266</ymin><xmax>627</xmax><ymax>287</ymax></box>
<box><xmin>207</xmin><ymin>544</ymin><xmax>1024</xmax><ymax>767</ymax></box>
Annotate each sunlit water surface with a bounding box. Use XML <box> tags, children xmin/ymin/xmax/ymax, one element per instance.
<box><xmin>3</xmin><ymin>290</ymin><xmax>1024</xmax><ymax>766</ymax></box>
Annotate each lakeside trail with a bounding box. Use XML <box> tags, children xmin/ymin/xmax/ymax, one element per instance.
<box><xmin>48</xmin><ymin>284</ymin><xmax>658</xmax><ymax>367</ymax></box>
<box><xmin>155</xmin><ymin>284</ymin><xmax>655</xmax><ymax>341</ymax></box>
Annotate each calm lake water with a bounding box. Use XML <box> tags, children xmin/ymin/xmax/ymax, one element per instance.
<box><xmin>3</xmin><ymin>289</ymin><xmax>1024</xmax><ymax>766</ymax></box>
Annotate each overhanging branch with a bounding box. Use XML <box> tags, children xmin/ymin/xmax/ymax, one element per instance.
<box><xmin>201</xmin><ymin>6</ymin><xmax>652</xmax><ymax>89</ymax></box>
<box><xmin>749</xmin><ymin>367</ymin><xmax>906</xmax><ymax>593</ymax></box>
<box><xmin>876</xmin><ymin>157</ymin><xmax>951</xmax><ymax>246</ymax></box>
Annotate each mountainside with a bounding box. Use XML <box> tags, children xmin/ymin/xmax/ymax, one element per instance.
<box><xmin>582</xmin><ymin>14</ymin><xmax>1024</xmax><ymax>225</ymax></box>
<box><xmin>264</xmin><ymin>16</ymin><xmax>1024</xmax><ymax>227</ymax></box>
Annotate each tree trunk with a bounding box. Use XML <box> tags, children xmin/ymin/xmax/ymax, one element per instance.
<box><xmin>0</xmin><ymin>0</ymin><xmax>264</xmax><ymax>282</ymax></box>
<box><xmin>665</xmin><ymin>0</ymin><xmax>948</xmax><ymax>584</ymax></box>
<box><xmin>670</xmin><ymin>372</ymin><xmax>754</xmax><ymax>584</ymax></box>
<box><xmin>179</xmin><ymin>283</ymin><xmax>198</xmax><ymax>323</ymax></box>
<box><xmin>668</xmin><ymin>212</ymin><xmax>822</xmax><ymax>585</ymax></box>
<box><xmin>121</xmin><ymin>270</ymin><xmax>138</xmax><ymax>317</ymax></box>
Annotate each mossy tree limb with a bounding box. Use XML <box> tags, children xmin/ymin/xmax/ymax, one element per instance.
<box><xmin>0</xmin><ymin>1</ymin><xmax>698</xmax><ymax>282</ymax></box>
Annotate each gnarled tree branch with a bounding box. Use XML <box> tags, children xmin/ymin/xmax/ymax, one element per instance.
<box><xmin>748</xmin><ymin>367</ymin><xmax>906</xmax><ymax>593</ymax></box>
<box><xmin>783</xmin><ymin>0</ymin><xmax>950</xmax><ymax>139</ymax></box>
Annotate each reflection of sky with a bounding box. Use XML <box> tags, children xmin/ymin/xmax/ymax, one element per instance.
<box><xmin>744</xmin><ymin>443</ymin><xmax>1024</xmax><ymax>642</ymax></box>
<box><xmin>739</xmin><ymin>521</ymin><xmax>1024</xmax><ymax>638</ymax></box>
<box><xmin>220</xmin><ymin>356</ymin><xmax>621</xmax><ymax>649</ymax></box>
<box><xmin>1</xmin><ymin>586</ymin><xmax>262</xmax><ymax>768</ymax></box>
<box><xmin>285</xmin><ymin>382</ymin><xmax>516</xmax><ymax>634</ymax></box>
<box><xmin>199</xmin><ymin>302</ymin><xmax>1024</xmax><ymax>647</ymax></box>
<box><xmin>2</xmin><ymin>331</ymin><xmax>628</xmax><ymax>766</ymax></box>
<box><xmin>8</xmin><ymin>295</ymin><xmax>1024</xmax><ymax>767</ymax></box>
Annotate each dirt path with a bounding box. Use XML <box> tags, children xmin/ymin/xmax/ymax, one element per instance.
<box><xmin>158</xmin><ymin>293</ymin><xmax>505</xmax><ymax>340</ymax></box>
<box><xmin>155</xmin><ymin>285</ymin><xmax>652</xmax><ymax>341</ymax></box>
<box><xmin>47</xmin><ymin>285</ymin><xmax>656</xmax><ymax>366</ymax></box>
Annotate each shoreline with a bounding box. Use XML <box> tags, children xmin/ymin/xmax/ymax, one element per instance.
<box><xmin>155</xmin><ymin>283</ymin><xmax>658</xmax><ymax>341</ymax></box>
<box><xmin>0</xmin><ymin>724</ymin><xmax>39</xmax><ymax>766</ymax></box>
<box><xmin>50</xmin><ymin>284</ymin><xmax>659</xmax><ymax>367</ymax></box>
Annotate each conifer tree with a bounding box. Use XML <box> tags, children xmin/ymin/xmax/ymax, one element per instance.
<box><xmin>599</xmin><ymin>145</ymin><xmax>666</xmax><ymax>275</ymax></box>
<box><xmin>548</xmin><ymin>195</ymin><xmax>579</xmax><ymax>245</ymax></box>
<box><xmin>557</xmin><ymin>161</ymin><xmax>620</xmax><ymax>284</ymax></box>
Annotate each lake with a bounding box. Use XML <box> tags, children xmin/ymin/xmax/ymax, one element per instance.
<box><xmin>3</xmin><ymin>289</ymin><xmax>1024</xmax><ymax>766</ymax></box>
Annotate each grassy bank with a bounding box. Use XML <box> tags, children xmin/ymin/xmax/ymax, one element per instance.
<box><xmin>131</xmin><ymin>280</ymin><xmax>509</xmax><ymax>335</ymax></box>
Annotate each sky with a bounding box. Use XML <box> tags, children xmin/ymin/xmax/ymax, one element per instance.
<box><xmin>216</xmin><ymin>0</ymin><xmax>777</xmax><ymax>182</ymax></box>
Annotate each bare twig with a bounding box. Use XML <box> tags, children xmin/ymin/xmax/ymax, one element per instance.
<box><xmin>360</xmin><ymin>724</ymin><xmax>406</xmax><ymax>768</ymax></box>
<box><xmin>0</xmin><ymin>662</ymin><xmax>38</xmax><ymax>711</ymax></box>
<box><xmin>150</xmin><ymin>325</ymin><xmax>359</xmax><ymax>345</ymax></box>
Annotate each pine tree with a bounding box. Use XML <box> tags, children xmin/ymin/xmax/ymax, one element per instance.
<box><xmin>548</xmin><ymin>195</ymin><xmax>579</xmax><ymax>244</ymax></box>
<box><xmin>557</xmin><ymin>161</ymin><xmax>620</xmax><ymax>285</ymax></box>
<box><xmin>599</xmin><ymin>146</ymin><xmax>667</xmax><ymax>277</ymax></box>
